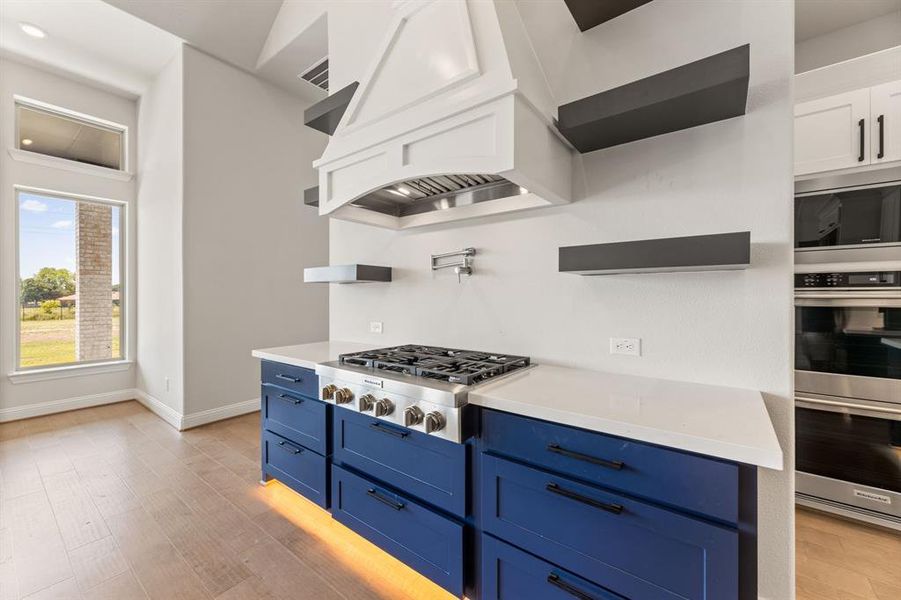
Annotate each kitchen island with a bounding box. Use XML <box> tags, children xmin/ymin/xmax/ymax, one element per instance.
<box><xmin>252</xmin><ymin>342</ymin><xmax>783</xmax><ymax>600</ymax></box>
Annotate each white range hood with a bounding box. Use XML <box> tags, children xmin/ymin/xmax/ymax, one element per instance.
<box><xmin>313</xmin><ymin>0</ymin><xmax>573</xmax><ymax>230</ymax></box>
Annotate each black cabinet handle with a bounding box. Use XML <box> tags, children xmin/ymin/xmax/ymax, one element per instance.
<box><xmin>367</xmin><ymin>488</ymin><xmax>405</xmax><ymax>510</ymax></box>
<box><xmin>858</xmin><ymin>118</ymin><xmax>865</xmax><ymax>162</ymax></box>
<box><xmin>277</xmin><ymin>440</ymin><xmax>303</xmax><ymax>455</ymax></box>
<box><xmin>276</xmin><ymin>393</ymin><xmax>303</xmax><ymax>405</ymax></box>
<box><xmin>877</xmin><ymin>114</ymin><xmax>885</xmax><ymax>159</ymax></box>
<box><xmin>547</xmin><ymin>573</ymin><xmax>599</xmax><ymax>600</ymax></box>
<box><xmin>547</xmin><ymin>444</ymin><xmax>624</xmax><ymax>470</ymax></box>
<box><xmin>275</xmin><ymin>374</ymin><xmax>302</xmax><ymax>383</ymax></box>
<box><xmin>546</xmin><ymin>483</ymin><xmax>623</xmax><ymax>515</ymax></box>
<box><xmin>368</xmin><ymin>422</ymin><xmax>409</xmax><ymax>438</ymax></box>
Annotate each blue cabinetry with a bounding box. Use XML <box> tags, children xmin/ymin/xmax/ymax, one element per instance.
<box><xmin>331</xmin><ymin>464</ymin><xmax>465</xmax><ymax>596</ymax></box>
<box><xmin>333</xmin><ymin>408</ymin><xmax>468</xmax><ymax>518</ymax></box>
<box><xmin>260</xmin><ymin>361</ymin><xmax>330</xmax><ymax>507</ymax></box>
<box><xmin>478</xmin><ymin>408</ymin><xmax>757</xmax><ymax>600</ymax></box>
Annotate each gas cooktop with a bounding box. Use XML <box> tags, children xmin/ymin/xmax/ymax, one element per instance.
<box><xmin>337</xmin><ymin>344</ymin><xmax>530</xmax><ymax>385</ymax></box>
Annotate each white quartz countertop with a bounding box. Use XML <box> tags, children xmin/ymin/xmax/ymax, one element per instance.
<box><xmin>251</xmin><ymin>341</ymin><xmax>376</xmax><ymax>370</ymax></box>
<box><xmin>469</xmin><ymin>364</ymin><xmax>784</xmax><ymax>470</ymax></box>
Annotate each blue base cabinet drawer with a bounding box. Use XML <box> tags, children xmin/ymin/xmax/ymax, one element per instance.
<box><xmin>263</xmin><ymin>430</ymin><xmax>328</xmax><ymax>508</ymax></box>
<box><xmin>261</xmin><ymin>361</ymin><xmax>318</xmax><ymax>399</ymax></box>
<box><xmin>331</xmin><ymin>464</ymin><xmax>464</xmax><ymax>596</ymax></box>
<box><xmin>481</xmin><ymin>454</ymin><xmax>737</xmax><ymax>600</ymax></box>
<box><xmin>481</xmin><ymin>534</ymin><xmax>626</xmax><ymax>600</ymax></box>
<box><xmin>261</xmin><ymin>384</ymin><xmax>328</xmax><ymax>455</ymax></box>
<box><xmin>333</xmin><ymin>408</ymin><xmax>467</xmax><ymax>518</ymax></box>
<box><xmin>481</xmin><ymin>409</ymin><xmax>739</xmax><ymax>523</ymax></box>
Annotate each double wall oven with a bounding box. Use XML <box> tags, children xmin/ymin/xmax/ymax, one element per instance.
<box><xmin>794</xmin><ymin>168</ymin><xmax>901</xmax><ymax>529</ymax></box>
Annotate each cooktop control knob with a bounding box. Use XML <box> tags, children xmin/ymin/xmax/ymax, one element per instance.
<box><xmin>374</xmin><ymin>398</ymin><xmax>394</xmax><ymax>417</ymax></box>
<box><xmin>321</xmin><ymin>384</ymin><xmax>337</xmax><ymax>400</ymax></box>
<box><xmin>334</xmin><ymin>388</ymin><xmax>354</xmax><ymax>404</ymax></box>
<box><xmin>358</xmin><ymin>394</ymin><xmax>375</xmax><ymax>412</ymax></box>
<box><xmin>404</xmin><ymin>406</ymin><xmax>424</xmax><ymax>427</ymax></box>
<box><xmin>424</xmin><ymin>411</ymin><xmax>446</xmax><ymax>434</ymax></box>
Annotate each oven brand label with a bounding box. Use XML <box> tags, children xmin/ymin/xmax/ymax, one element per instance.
<box><xmin>362</xmin><ymin>378</ymin><xmax>384</xmax><ymax>388</ymax></box>
<box><xmin>853</xmin><ymin>489</ymin><xmax>892</xmax><ymax>505</ymax></box>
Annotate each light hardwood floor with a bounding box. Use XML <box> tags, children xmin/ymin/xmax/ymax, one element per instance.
<box><xmin>0</xmin><ymin>401</ymin><xmax>898</xmax><ymax>600</ymax></box>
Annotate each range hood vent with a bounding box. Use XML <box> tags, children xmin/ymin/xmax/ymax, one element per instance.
<box><xmin>312</xmin><ymin>0</ymin><xmax>573</xmax><ymax>230</ymax></box>
<box><xmin>351</xmin><ymin>174</ymin><xmax>525</xmax><ymax>218</ymax></box>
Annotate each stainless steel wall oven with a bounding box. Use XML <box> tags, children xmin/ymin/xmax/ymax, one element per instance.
<box><xmin>794</xmin><ymin>270</ymin><xmax>901</xmax><ymax>528</ymax></box>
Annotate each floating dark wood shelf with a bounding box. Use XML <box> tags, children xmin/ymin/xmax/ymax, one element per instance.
<box><xmin>304</xmin><ymin>264</ymin><xmax>392</xmax><ymax>284</ymax></box>
<box><xmin>559</xmin><ymin>232</ymin><xmax>750</xmax><ymax>275</ymax></box>
<box><xmin>557</xmin><ymin>44</ymin><xmax>750</xmax><ymax>153</ymax></box>
<box><xmin>304</xmin><ymin>186</ymin><xmax>319</xmax><ymax>207</ymax></box>
<box><xmin>564</xmin><ymin>0</ymin><xmax>653</xmax><ymax>31</ymax></box>
<box><xmin>304</xmin><ymin>81</ymin><xmax>359</xmax><ymax>136</ymax></box>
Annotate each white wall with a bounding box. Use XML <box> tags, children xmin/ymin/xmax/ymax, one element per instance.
<box><xmin>327</xmin><ymin>1</ymin><xmax>795</xmax><ymax>597</ymax></box>
<box><xmin>796</xmin><ymin>45</ymin><xmax>901</xmax><ymax>103</ymax></box>
<box><xmin>0</xmin><ymin>57</ymin><xmax>137</xmax><ymax>420</ymax></box>
<box><xmin>180</xmin><ymin>46</ymin><xmax>328</xmax><ymax>418</ymax></box>
<box><xmin>796</xmin><ymin>11</ymin><xmax>901</xmax><ymax>74</ymax></box>
<box><xmin>135</xmin><ymin>50</ymin><xmax>185</xmax><ymax>417</ymax></box>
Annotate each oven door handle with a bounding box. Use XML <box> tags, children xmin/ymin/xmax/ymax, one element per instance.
<box><xmin>796</xmin><ymin>396</ymin><xmax>901</xmax><ymax>420</ymax></box>
<box><xmin>795</xmin><ymin>296</ymin><xmax>901</xmax><ymax>308</ymax></box>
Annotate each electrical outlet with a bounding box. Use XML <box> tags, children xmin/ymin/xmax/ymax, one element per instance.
<box><xmin>610</xmin><ymin>337</ymin><xmax>641</xmax><ymax>357</ymax></box>
<box><xmin>370</xmin><ymin>321</ymin><xmax>383</xmax><ymax>334</ymax></box>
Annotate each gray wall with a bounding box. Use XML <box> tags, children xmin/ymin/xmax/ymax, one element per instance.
<box><xmin>796</xmin><ymin>10</ymin><xmax>901</xmax><ymax>73</ymax></box>
<box><xmin>181</xmin><ymin>46</ymin><xmax>328</xmax><ymax>416</ymax></box>
<box><xmin>136</xmin><ymin>51</ymin><xmax>184</xmax><ymax>414</ymax></box>
<box><xmin>327</xmin><ymin>1</ymin><xmax>795</xmax><ymax>597</ymax></box>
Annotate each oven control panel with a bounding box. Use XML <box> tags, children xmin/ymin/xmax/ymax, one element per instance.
<box><xmin>796</xmin><ymin>271</ymin><xmax>900</xmax><ymax>288</ymax></box>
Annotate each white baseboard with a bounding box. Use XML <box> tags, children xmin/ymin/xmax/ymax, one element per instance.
<box><xmin>133</xmin><ymin>388</ymin><xmax>183</xmax><ymax>430</ymax></box>
<box><xmin>181</xmin><ymin>398</ymin><xmax>260</xmax><ymax>430</ymax></box>
<box><xmin>132</xmin><ymin>390</ymin><xmax>259</xmax><ymax>431</ymax></box>
<box><xmin>0</xmin><ymin>389</ymin><xmax>135</xmax><ymax>422</ymax></box>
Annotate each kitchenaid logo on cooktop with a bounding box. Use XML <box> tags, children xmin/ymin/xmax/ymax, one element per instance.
<box><xmin>853</xmin><ymin>489</ymin><xmax>892</xmax><ymax>505</ymax></box>
<box><xmin>363</xmin><ymin>377</ymin><xmax>384</xmax><ymax>388</ymax></box>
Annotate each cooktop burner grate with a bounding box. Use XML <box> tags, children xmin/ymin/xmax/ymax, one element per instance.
<box><xmin>338</xmin><ymin>345</ymin><xmax>530</xmax><ymax>385</ymax></box>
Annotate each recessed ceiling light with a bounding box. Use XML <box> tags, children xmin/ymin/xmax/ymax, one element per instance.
<box><xmin>19</xmin><ymin>22</ymin><xmax>46</xmax><ymax>38</ymax></box>
<box><xmin>21</xmin><ymin>138</ymin><xmax>33</xmax><ymax>146</ymax></box>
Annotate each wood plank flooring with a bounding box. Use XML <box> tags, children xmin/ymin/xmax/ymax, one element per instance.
<box><xmin>0</xmin><ymin>401</ymin><xmax>898</xmax><ymax>599</ymax></box>
<box><xmin>0</xmin><ymin>401</ymin><xmax>453</xmax><ymax>600</ymax></box>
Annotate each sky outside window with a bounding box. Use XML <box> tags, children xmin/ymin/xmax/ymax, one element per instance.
<box><xmin>18</xmin><ymin>192</ymin><xmax>120</xmax><ymax>283</ymax></box>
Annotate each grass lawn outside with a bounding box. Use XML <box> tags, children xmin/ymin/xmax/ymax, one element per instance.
<box><xmin>19</xmin><ymin>316</ymin><xmax>121</xmax><ymax>368</ymax></box>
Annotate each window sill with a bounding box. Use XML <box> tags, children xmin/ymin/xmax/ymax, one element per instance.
<box><xmin>8</xmin><ymin>360</ymin><xmax>134</xmax><ymax>384</ymax></box>
<box><xmin>7</xmin><ymin>148</ymin><xmax>134</xmax><ymax>181</ymax></box>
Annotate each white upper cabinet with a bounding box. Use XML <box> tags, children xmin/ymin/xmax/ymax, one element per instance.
<box><xmin>871</xmin><ymin>80</ymin><xmax>901</xmax><ymax>164</ymax></box>
<box><xmin>794</xmin><ymin>89</ymin><xmax>869</xmax><ymax>176</ymax></box>
<box><xmin>795</xmin><ymin>81</ymin><xmax>901</xmax><ymax>176</ymax></box>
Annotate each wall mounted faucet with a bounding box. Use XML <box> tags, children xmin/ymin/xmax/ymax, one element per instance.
<box><xmin>431</xmin><ymin>248</ymin><xmax>476</xmax><ymax>282</ymax></box>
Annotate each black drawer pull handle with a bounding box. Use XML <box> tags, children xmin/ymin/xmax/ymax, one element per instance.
<box><xmin>368</xmin><ymin>422</ymin><xmax>409</xmax><ymax>438</ymax></box>
<box><xmin>276</xmin><ymin>393</ymin><xmax>303</xmax><ymax>405</ymax></box>
<box><xmin>547</xmin><ymin>444</ymin><xmax>624</xmax><ymax>470</ymax></box>
<box><xmin>547</xmin><ymin>573</ymin><xmax>600</xmax><ymax>600</ymax></box>
<box><xmin>277</xmin><ymin>440</ymin><xmax>303</xmax><ymax>455</ymax></box>
<box><xmin>275</xmin><ymin>374</ymin><xmax>302</xmax><ymax>383</ymax></box>
<box><xmin>366</xmin><ymin>488</ymin><xmax>405</xmax><ymax>511</ymax></box>
<box><xmin>858</xmin><ymin>118</ymin><xmax>865</xmax><ymax>162</ymax></box>
<box><xmin>877</xmin><ymin>114</ymin><xmax>885</xmax><ymax>159</ymax></box>
<box><xmin>546</xmin><ymin>483</ymin><xmax>623</xmax><ymax>515</ymax></box>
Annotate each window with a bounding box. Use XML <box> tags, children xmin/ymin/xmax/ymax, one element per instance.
<box><xmin>17</xmin><ymin>189</ymin><xmax>124</xmax><ymax>370</ymax></box>
<box><xmin>15</xmin><ymin>100</ymin><xmax>125</xmax><ymax>171</ymax></box>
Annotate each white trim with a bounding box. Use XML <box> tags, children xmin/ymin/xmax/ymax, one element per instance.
<box><xmin>133</xmin><ymin>388</ymin><xmax>183</xmax><ymax>430</ymax></box>
<box><xmin>8</xmin><ymin>148</ymin><xmax>134</xmax><ymax>181</ymax></box>
<box><xmin>0</xmin><ymin>389</ymin><xmax>135</xmax><ymax>422</ymax></box>
<box><xmin>13</xmin><ymin>93</ymin><xmax>130</xmax><ymax>172</ymax></box>
<box><xmin>181</xmin><ymin>398</ymin><xmax>261</xmax><ymax>430</ymax></box>
<box><xmin>8</xmin><ymin>360</ymin><xmax>133</xmax><ymax>384</ymax></box>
